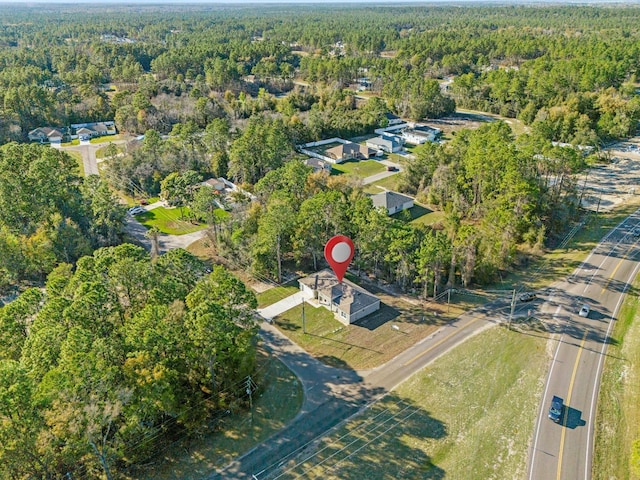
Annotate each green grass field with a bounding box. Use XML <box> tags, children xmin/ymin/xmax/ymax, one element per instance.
<box><xmin>274</xmin><ymin>327</ymin><xmax>548</xmax><ymax>479</ymax></box>
<box><xmin>136</xmin><ymin>206</ymin><xmax>207</xmax><ymax>235</ymax></box>
<box><xmin>331</xmin><ymin>159</ymin><xmax>386</xmax><ymax>178</ymax></box>
<box><xmin>136</xmin><ymin>349</ymin><xmax>303</xmax><ymax>480</ymax></box>
<box><xmin>256</xmin><ymin>283</ymin><xmax>300</xmax><ymax>308</ymax></box>
<box><xmin>363</xmin><ymin>174</ymin><xmax>401</xmax><ymax>194</ymax></box>
<box><xmin>90</xmin><ymin>134</ymin><xmax>125</xmax><ymax>144</ymax></box>
<box><xmin>95</xmin><ymin>144</ymin><xmax>124</xmax><ymax>159</ymax></box>
<box><xmin>593</xmin><ymin>276</ymin><xmax>640</xmax><ymax>479</ymax></box>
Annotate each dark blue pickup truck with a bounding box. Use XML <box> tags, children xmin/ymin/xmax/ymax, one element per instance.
<box><xmin>548</xmin><ymin>395</ymin><xmax>563</xmax><ymax>423</ymax></box>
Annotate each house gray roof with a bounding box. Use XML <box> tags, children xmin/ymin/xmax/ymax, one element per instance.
<box><xmin>385</xmin><ymin>112</ymin><xmax>402</xmax><ymax>123</ymax></box>
<box><xmin>29</xmin><ymin>127</ymin><xmax>63</xmax><ymax>138</ymax></box>
<box><xmin>403</xmin><ymin>125</ymin><xmax>441</xmax><ymax>137</ymax></box>
<box><xmin>304</xmin><ymin>157</ymin><xmax>330</xmax><ymax>172</ymax></box>
<box><xmin>367</xmin><ymin>133</ymin><xmax>402</xmax><ymax>150</ymax></box>
<box><xmin>298</xmin><ymin>269</ymin><xmax>379</xmax><ymax>315</ymax></box>
<box><xmin>370</xmin><ymin>191</ymin><xmax>414</xmax><ymax>211</ymax></box>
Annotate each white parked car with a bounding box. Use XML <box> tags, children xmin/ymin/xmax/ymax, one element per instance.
<box><xmin>579</xmin><ymin>304</ymin><xmax>590</xmax><ymax>317</ymax></box>
<box><xmin>128</xmin><ymin>206</ymin><xmax>145</xmax><ymax>216</ymax></box>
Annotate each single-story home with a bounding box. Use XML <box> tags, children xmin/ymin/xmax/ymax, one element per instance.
<box><xmin>401</xmin><ymin>125</ymin><xmax>441</xmax><ymax>145</ymax></box>
<box><xmin>299</xmin><ymin>269</ymin><xmax>381</xmax><ymax>325</ymax></box>
<box><xmin>366</xmin><ymin>132</ymin><xmax>404</xmax><ymax>154</ymax></box>
<box><xmin>304</xmin><ymin>157</ymin><xmax>332</xmax><ymax>173</ymax></box>
<box><xmin>28</xmin><ymin>127</ymin><xmax>64</xmax><ymax>143</ymax></box>
<box><xmin>71</xmin><ymin>121</ymin><xmax>117</xmax><ymax>140</ymax></box>
<box><xmin>325</xmin><ymin>142</ymin><xmax>372</xmax><ymax>163</ymax></box>
<box><xmin>385</xmin><ymin>113</ymin><xmax>404</xmax><ymax>126</ymax></box>
<box><xmin>370</xmin><ymin>191</ymin><xmax>414</xmax><ymax>215</ymax></box>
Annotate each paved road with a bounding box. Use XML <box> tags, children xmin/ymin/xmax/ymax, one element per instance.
<box><xmin>528</xmin><ymin>209</ymin><xmax>640</xmax><ymax>480</ymax></box>
<box><xmin>213</xmin><ymin>209</ymin><xmax>640</xmax><ymax>479</ymax></box>
<box><xmin>58</xmin><ymin>137</ymin><xmax>129</xmax><ymax>177</ymax></box>
<box><xmin>212</xmin><ymin>294</ymin><xmax>518</xmax><ymax>479</ymax></box>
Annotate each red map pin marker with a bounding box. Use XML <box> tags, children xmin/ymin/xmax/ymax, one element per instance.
<box><xmin>324</xmin><ymin>235</ymin><xmax>354</xmax><ymax>283</ymax></box>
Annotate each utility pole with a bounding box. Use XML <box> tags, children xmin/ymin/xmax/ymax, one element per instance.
<box><xmin>246</xmin><ymin>376</ymin><xmax>253</xmax><ymax>423</ymax></box>
<box><xmin>508</xmin><ymin>288</ymin><xmax>516</xmax><ymax>330</ymax></box>
<box><xmin>447</xmin><ymin>288</ymin><xmax>451</xmax><ymax>313</ymax></box>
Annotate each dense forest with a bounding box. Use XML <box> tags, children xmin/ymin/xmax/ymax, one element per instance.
<box><xmin>0</xmin><ymin>4</ymin><xmax>639</xmax><ymax>477</ymax></box>
<box><xmin>0</xmin><ymin>246</ymin><xmax>258</xmax><ymax>479</ymax></box>
<box><xmin>0</xmin><ymin>4</ymin><xmax>637</xmax><ymax>144</ymax></box>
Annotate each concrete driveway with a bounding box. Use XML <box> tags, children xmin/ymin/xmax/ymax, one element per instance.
<box><xmin>257</xmin><ymin>290</ymin><xmax>313</xmax><ymax>320</ymax></box>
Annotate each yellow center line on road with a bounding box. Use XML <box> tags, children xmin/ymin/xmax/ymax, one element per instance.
<box><xmin>557</xmin><ymin>329</ymin><xmax>588</xmax><ymax>480</ymax></box>
<box><xmin>403</xmin><ymin>316</ymin><xmax>481</xmax><ymax>367</ymax></box>
<box><xmin>601</xmin><ymin>243</ymin><xmax>636</xmax><ymax>294</ymax></box>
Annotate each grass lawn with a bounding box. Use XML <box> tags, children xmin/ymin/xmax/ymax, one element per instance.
<box><xmin>593</xmin><ymin>275</ymin><xmax>640</xmax><ymax>479</ymax></box>
<box><xmin>61</xmin><ymin>139</ymin><xmax>80</xmax><ymax>146</ymax></box>
<box><xmin>136</xmin><ymin>206</ymin><xmax>207</xmax><ymax>235</ymax></box>
<box><xmin>331</xmin><ymin>159</ymin><xmax>386</xmax><ymax>178</ymax></box>
<box><xmin>95</xmin><ymin>144</ymin><xmax>124</xmax><ymax>159</ymax></box>
<box><xmin>256</xmin><ymin>283</ymin><xmax>300</xmax><ymax>308</ymax></box>
<box><xmin>364</xmin><ymin>173</ymin><xmax>401</xmax><ymax>193</ymax></box>
<box><xmin>64</xmin><ymin>150</ymin><xmax>84</xmax><ymax>176</ymax></box>
<box><xmin>135</xmin><ymin>349</ymin><xmax>303</xmax><ymax>480</ymax></box>
<box><xmin>272</xmin><ymin>276</ymin><xmax>479</xmax><ymax>370</ymax></box>
<box><xmin>274</xmin><ymin>326</ymin><xmax>548</xmax><ymax>479</ymax></box>
<box><xmin>410</xmin><ymin>208</ymin><xmax>445</xmax><ymax>226</ymax></box>
<box><xmin>90</xmin><ymin>134</ymin><xmax>125</xmax><ymax>144</ymax></box>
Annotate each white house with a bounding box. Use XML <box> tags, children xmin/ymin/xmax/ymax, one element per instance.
<box><xmin>401</xmin><ymin>125</ymin><xmax>441</xmax><ymax>145</ymax></box>
<box><xmin>366</xmin><ymin>132</ymin><xmax>404</xmax><ymax>154</ymax></box>
<box><xmin>384</xmin><ymin>113</ymin><xmax>404</xmax><ymax>126</ymax></box>
<box><xmin>370</xmin><ymin>191</ymin><xmax>414</xmax><ymax>215</ymax></box>
<box><xmin>298</xmin><ymin>269</ymin><xmax>381</xmax><ymax>325</ymax></box>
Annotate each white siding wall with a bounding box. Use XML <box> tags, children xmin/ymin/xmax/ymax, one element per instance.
<box><xmin>348</xmin><ymin>300</ymin><xmax>381</xmax><ymax>323</ymax></box>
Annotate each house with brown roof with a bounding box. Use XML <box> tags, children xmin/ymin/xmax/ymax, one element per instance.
<box><xmin>28</xmin><ymin>127</ymin><xmax>64</xmax><ymax>143</ymax></box>
<box><xmin>298</xmin><ymin>269</ymin><xmax>381</xmax><ymax>325</ymax></box>
<box><xmin>325</xmin><ymin>142</ymin><xmax>372</xmax><ymax>163</ymax></box>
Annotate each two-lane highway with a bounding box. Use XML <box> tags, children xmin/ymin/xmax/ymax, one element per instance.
<box><xmin>529</xmin><ymin>211</ymin><xmax>640</xmax><ymax>479</ymax></box>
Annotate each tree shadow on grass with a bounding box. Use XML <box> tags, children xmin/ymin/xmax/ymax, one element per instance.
<box><xmin>270</xmin><ymin>391</ymin><xmax>447</xmax><ymax>480</ymax></box>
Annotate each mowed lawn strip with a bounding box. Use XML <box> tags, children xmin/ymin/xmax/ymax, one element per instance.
<box><xmin>137</xmin><ymin>350</ymin><xmax>303</xmax><ymax>480</ymax></box>
<box><xmin>331</xmin><ymin>159</ymin><xmax>386</xmax><ymax>178</ymax></box>
<box><xmin>136</xmin><ymin>206</ymin><xmax>208</xmax><ymax>235</ymax></box>
<box><xmin>592</xmin><ymin>276</ymin><xmax>640</xmax><ymax>479</ymax></box>
<box><xmin>275</xmin><ymin>327</ymin><xmax>548</xmax><ymax>479</ymax></box>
